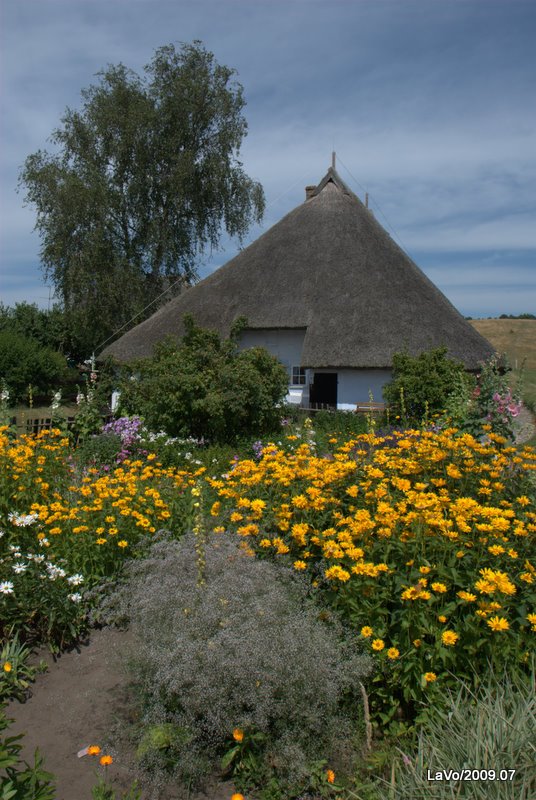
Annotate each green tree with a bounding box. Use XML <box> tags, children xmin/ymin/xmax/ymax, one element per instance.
<box><xmin>20</xmin><ymin>41</ymin><xmax>265</xmax><ymax>356</ymax></box>
<box><xmin>0</xmin><ymin>301</ymin><xmax>71</xmax><ymax>354</ymax></box>
<box><xmin>0</xmin><ymin>331</ymin><xmax>68</xmax><ymax>403</ymax></box>
<box><xmin>118</xmin><ymin>316</ymin><xmax>289</xmax><ymax>442</ymax></box>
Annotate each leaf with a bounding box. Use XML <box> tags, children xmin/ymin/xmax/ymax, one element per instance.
<box><xmin>220</xmin><ymin>745</ymin><xmax>240</xmax><ymax>770</ymax></box>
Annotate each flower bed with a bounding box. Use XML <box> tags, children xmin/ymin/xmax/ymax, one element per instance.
<box><xmin>0</xmin><ymin>426</ymin><xmax>199</xmax><ymax>648</ymax></box>
<box><xmin>208</xmin><ymin>427</ymin><xmax>536</xmax><ymax>728</ymax></box>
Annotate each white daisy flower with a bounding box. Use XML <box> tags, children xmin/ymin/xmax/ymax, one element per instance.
<box><xmin>13</xmin><ymin>563</ymin><xmax>27</xmax><ymax>574</ymax></box>
<box><xmin>68</xmin><ymin>593</ymin><xmax>82</xmax><ymax>603</ymax></box>
<box><xmin>67</xmin><ymin>574</ymin><xmax>84</xmax><ymax>586</ymax></box>
<box><xmin>0</xmin><ymin>581</ymin><xmax>14</xmax><ymax>594</ymax></box>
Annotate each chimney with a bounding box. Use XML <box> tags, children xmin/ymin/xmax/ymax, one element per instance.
<box><xmin>305</xmin><ymin>185</ymin><xmax>316</xmax><ymax>200</ymax></box>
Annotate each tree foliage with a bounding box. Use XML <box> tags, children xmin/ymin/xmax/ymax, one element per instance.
<box><xmin>0</xmin><ymin>331</ymin><xmax>68</xmax><ymax>404</ymax></box>
<box><xmin>118</xmin><ymin>316</ymin><xmax>289</xmax><ymax>442</ymax></box>
<box><xmin>0</xmin><ymin>301</ymin><xmax>71</xmax><ymax>353</ymax></box>
<box><xmin>20</xmin><ymin>41</ymin><xmax>265</xmax><ymax>356</ymax></box>
<box><xmin>383</xmin><ymin>347</ymin><xmax>473</xmax><ymax>421</ymax></box>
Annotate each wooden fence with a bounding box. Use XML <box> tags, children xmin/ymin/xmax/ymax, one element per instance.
<box><xmin>7</xmin><ymin>409</ymin><xmax>113</xmax><ymax>436</ymax></box>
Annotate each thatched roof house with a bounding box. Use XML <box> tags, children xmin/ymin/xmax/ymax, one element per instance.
<box><xmin>102</xmin><ymin>166</ymin><xmax>493</xmax><ymax>408</ymax></box>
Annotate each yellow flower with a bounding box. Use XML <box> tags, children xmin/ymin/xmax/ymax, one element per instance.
<box><xmin>431</xmin><ymin>582</ymin><xmax>447</xmax><ymax>593</ymax></box>
<box><xmin>419</xmin><ymin>566</ymin><xmax>431</xmax><ymax>574</ymax></box>
<box><xmin>487</xmin><ymin>616</ymin><xmax>509</xmax><ymax>631</ymax></box>
<box><xmin>293</xmin><ymin>560</ymin><xmax>307</xmax><ymax>571</ymax></box>
<box><xmin>232</xmin><ymin>728</ymin><xmax>244</xmax><ymax>742</ymax></box>
<box><xmin>372</xmin><ymin>639</ymin><xmax>385</xmax><ymax>651</ymax></box>
<box><xmin>118</xmin><ymin>540</ymin><xmax>128</xmax><ymax>548</ymax></box>
<box><xmin>324</xmin><ymin>565</ymin><xmax>350</xmax><ymax>582</ymax></box>
<box><xmin>360</xmin><ymin>626</ymin><xmax>373</xmax><ymax>638</ymax></box>
<box><xmin>441</xmin><ymin>630</ymin><xmax>459</xmax><ymax>646</ymax></box>
<box><xmin>326</xmin><ymin>768</ymin><xmax>336</xmax><ymax>784</ymax></box>
<box><xmin>527</xmin><ymin>613</ymin><xmax>536</xmax><ymax>625</ymax></box>
<box><xmin>231</xmin><ymin>794</ymin><xmax>245</xmax><ymax>800</ymax></box>
<box><xmin>387</xmin><ymin>647</ymin><xmax>400</xmax><ymax>660</ymax></box>
<box><xmin>457</xmin><ymin>590</ymin><xmax>476</xmax><ymax>602</ymax></box>
<box><xmin>413</xmin><ymin>639</ymin><xmax>422</xmax><ymax>648</ymax></box>
<box><xmin>96</xmin><ymin>538</ymin><xmax>106</xmax><ymax>545</ymax></box>
<box><xmin>437</xmin><ymin>615</ymin><xmax>447</xmax><ymax>623</ymax></box>
<box><xmin>424</xmin><ymin>672</ymin><xmax>437</xmax><ymax>683</ymax></box>
<box><xmin>3</xmin><ymin>662</ymin><xmax>12</xmax><ymax>673</ymax></box>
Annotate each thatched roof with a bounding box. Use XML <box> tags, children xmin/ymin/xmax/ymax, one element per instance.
<box><xmin>101</xmin><ymin>167</ymin><xmax>494</xmax><ymax>368</ymax></box>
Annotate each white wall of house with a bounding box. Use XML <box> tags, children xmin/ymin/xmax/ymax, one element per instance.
<box><xmin>312</xmin><ymin>368</ymin><xmax>392</xmax><ymax>409</ymax></box>
<box><xmin>239</xmin><ymin>329</ymin><xmax>308</xmax><ymax>404</ymax></box>
<box><xmin>238</xmin><ymin>329</ymin><xmax>391</xmax><ymax>409</ymax></box>
<box><xmin>239</xmin><ymin>329</ymin><xmax>306</xmax><ymax>367</ymax></box>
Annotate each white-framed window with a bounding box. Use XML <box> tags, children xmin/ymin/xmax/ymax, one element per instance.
<box><xmin>290</xmin><ymin>366</ymin><xmax>306</xmax><ymax>385</ymax></box>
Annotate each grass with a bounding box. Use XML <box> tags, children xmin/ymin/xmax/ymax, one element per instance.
<box><xmin>469</xmin><ymin>319</ymin><xmax>536</xmax><ymax>408</ymax></box>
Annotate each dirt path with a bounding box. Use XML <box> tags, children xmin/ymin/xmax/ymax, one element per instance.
<box><xmin>514</xmin><ymin>405</ymin><xmax>536</xmax><ymax>445</ymax></box>
<box><xmin>6</xmin><ymin>627</ymin><xmax>240</xmax><ymax>800</ymax></box>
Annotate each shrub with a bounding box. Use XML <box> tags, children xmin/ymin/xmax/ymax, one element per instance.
<box><xmin>0</xmin><ymin>330</ymin><xmax>68</xmax><ymax>403</ymax></box>
<box><xmin>118</xmin><ymin>316</ymin><xmax>289</xmax><ymax>443</ymax></box>
<box><xmin>109</xmin><ymin>533</ymin><xmax>371</xmax><ymax>795</ymax></box>
<box><xmin>383</xmin><ymin>347</ymin><xmax>472</xmax><ymax>422</ymax></box>
<box><xmin>445</xmin><ymin>355</ymin><xmax>523</xmax><ymax>442</ymax></box>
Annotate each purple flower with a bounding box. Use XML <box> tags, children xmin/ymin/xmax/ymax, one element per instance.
<box><xmin>252</xmin><ymin>440</ymin><xmax>264</xmax><ymax>459</ymax></box>
<box><xmin>102</xmin><ymin>416</ymin><xmax>143</xmax><ymax>447</ymax></box>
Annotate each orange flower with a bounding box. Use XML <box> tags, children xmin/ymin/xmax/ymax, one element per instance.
<box><xmin>99</xmin><ymin>754</ymin><xmax>113</xmax><ymax>766</ymax></box>
<box><xmin>231</xmin><ymin>794</ymin><xmax>245</xmax><ymax>800</ymax></box>
<box><xmin>326</xmin><ymin>768</ymin><xmax>336</xmax><ymax>783</ymax></box>
<box><xmin>3</xmin><ymin>662</ymin><xmax>12</xmax><ymax>673</ymax></box>
<box><xmin>88</xmin><ymin>745</ymin><xmax>101</xmax><ymax>756</ymax></box>
<box><xmin>232</xmin><ymin>728</ymin><xmax>244</xmax><ymax>742</ymax></box>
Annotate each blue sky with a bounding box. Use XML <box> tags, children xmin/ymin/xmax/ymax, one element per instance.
<box><xmin>1</xmin><ymin>0</ymin><xmax>535</xmax><ymax>318</ymax></box>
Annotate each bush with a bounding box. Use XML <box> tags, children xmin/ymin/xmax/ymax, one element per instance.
<box><xmin>118</xmin><ymin>316</ymin><xmax>289</xmax><ymax>443</ymax></box>
<box><xmin>0</xmin><ymin>331</ymin><xmax>68</xmax><ymax>403</ymax></box>
<box><xmin>109</xmin><ymin>533</ymin><xmax>371</xmax><ymax>795</ymax></box>
<box><xmin>444</xmin><ymin>355</ymin><xmax>523</xmax><ymax>442</ymax></box>
<box><xmin>383</xmin><ymin>347</ymin><xmax>472</xmax><ymax>422</ymax></box>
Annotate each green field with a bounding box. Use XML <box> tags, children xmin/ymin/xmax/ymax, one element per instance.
<box><xmin>470</xmin><ymin>318</ymin><xmax>536</xmax><ymax>409</ymax></box>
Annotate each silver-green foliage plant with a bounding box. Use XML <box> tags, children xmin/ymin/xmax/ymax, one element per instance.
<box><xmin>113</xmin><ymin>532</ymin><xmax>371</xmax><ymax>793</ymax></box>
<box><xmin>385</xmin><ymin>669</ymin><xmax>536</xmax><ymax>799</ymax></box>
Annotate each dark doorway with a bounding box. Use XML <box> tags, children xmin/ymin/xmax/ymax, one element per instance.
<box><xmin>310</xmin><ymin>372</ymin><xmax>338</xmax><ymax>407</ymax></box>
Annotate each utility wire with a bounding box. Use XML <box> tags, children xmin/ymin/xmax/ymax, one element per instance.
<box><xmin>336</xmin><ymin>154</ymin><xmax>419</xmax><ymax>265</ymax></box>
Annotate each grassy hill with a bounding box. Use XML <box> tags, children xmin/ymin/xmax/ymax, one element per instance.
<box><xmin>469</xmin><ymin>318</ymin><xmax>536</xmax><ymax>408</ymax></box>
